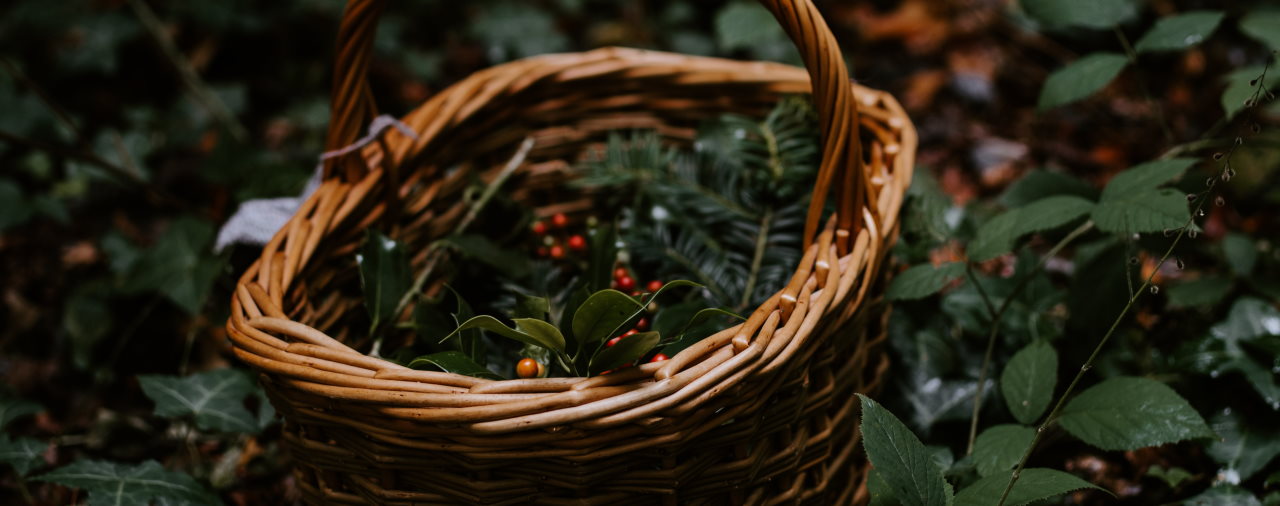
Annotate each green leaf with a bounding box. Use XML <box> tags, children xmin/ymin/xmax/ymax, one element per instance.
<box><xmin>121</xmin><ymin>217</ymin><xmax>223</xmax><ymax>315</ymax></box>
<box><xmin>1186</xmin><ymin>485</ymin><xmax>1264</xmax><ymax>506</ymax></box>
<box><xmin>1207</xmin><ymin>411</ymin><xmax>1280</xmax><ymax>482</ymax></box>
<box><xmin>1222</xmin><ymin>65</ymin><xmax>1279</xmax><ymax>118</ymax></box>
<box><xmin>446</xmin><ymin>315</ymin><xmax>566</xmax><ymax>353</ymax></box>
<box><xmin>670</xmin><ymin>307</ymin><xmax>744</xmax><ymax>340</ymax></box>
<box><xmin>857</xmin><ymin>394</ymin><xmax>952</xmax><ymax>506</ymax></box>
<box><xmin>652</xmin><ymin>301</ymin><xmax>703</xmax><ymax>338</ymax></box>
<box><xmin>0</xmin><ymin>178</ymin><xmax>33</xmax><ymax>231</ymax></box>
<box><xmin>1240</xmin><ymin>11</ymin><xmax>1280</xmax><ymax>51</ymax></box>
<box><xmin>1100</xmin><ymin>158</ymin><xmax>1197</xmax><ymax>200</ymax></box>
<box><xmin>1001</xmin><ymin>340</ymin><xmax>1058</xmax><ymax>424</ymax></box>
<box><xmin>999</xmin><ymin>170</ymin><xmax>1097</xmax><ymax>208</ymax></box>
<box><xmin>1059</xmin><ymin>377</ymin><xmax>1214</xmax><ymax>451</ymax></box>
<box><xmin>514</xmin><ymin>318</ymin><xmax>567</xmax><ymax>353</ymax></box>
<box><xmin>445</xmin><ymin>234</ymin><xmax>531</xmax><ymax>280</ymax></box>
<box><xmin>587</xmin><ymin>225</ymin><xmax>619</xmax><ymax>293</ymax></box>
<box><xmin>571</xmin><ymin>289</ymin><xmax>644</xmax><ymax>346</ymax></box>
<box><xmin>1146</xmin><ymin>465</ymin><xmax>1192</xmax><ymax>488</ymax></box>
<box><xmin>357</xmin><ymin>230</ymin><xmax>412</xmax><ymax>333</ymax></box>
<box><xmin>714</xmin><ymin>1</ymin><xmax>798</xmax><ymax>63</ymax></box>
<box><xmin>1224</xmin><ymin>358</ymin><xmax>1280</xmax><ymax>410</ymax></box>
<box><xmin>1021</xmin><ymin>0</ymin><xmax>1140</xmax><ymax>30</ymax></box>
<box><xmin>408</xmin><ymin>351</ymin><xmax>502</xmax><ymax>380</ymax></box>
<box><xmin>1133</xmin><ymin>11</ymin><xmax>1224</xmax><ymax>53</ymax></box>
<box><xmin>1267</xmin><ymin>469</ymin><xmax>1280</xmax><ymax>488</ymax></box>
<box><xmin>968</xmin><ymin>196</ymin><xmax>1095</xmax><ymax>261</ymax></box>
<box><xmin>974</xmin><ymin>425</ymin><xmax>1036</xmax><ymax>478</ymax></box>
<box><xmin>0</xmin><ymin>394</ymin><xmax>41</xmax><ymax>429</ymax></box>
<box><xmin>1211</xmin><ymin>297</ymin><xmax>1280</xmax><ymax>349</ymax></box>
<box><xmin>138</xmin><ymin>369</ymin><xmax>262</xmax><ymax>434</ymax></box>
<box><xmin>1091</xmin><ymin>189</ymin><xmax>1190</xmax><ymax>234</ymax></box>
<box><xmin>1167</xmin><ymin>277</ymin><xmax>1233</xmax><ymax>308</ymax></box>
<box><xmin>1038</xmin><ymin>53</ymin><xmax>1128</xmax><ymax>110</ymax></box>
<box><xmin>954</xmin><ymin>468</ymin><xmax>1105</xmax><ymax>506</ymax></box>
<box><xmin>867</xmin><ymin>468</ymin><xmax>902</xmax><ymax>506</ymax></box>
<box><xmin>63</xmin><ymin>281</ymin><xmax>115</xmax><ymax>370</ymax></box>
<box><xmin>412</xmin><ymin>294</ymin><xmax>457</xmax><ymax>347</ymax></box>
<box><xmin>36</xmin><ymin>460</ymin><xmax>219</xmax><ymax>506</ymax></box>
<box><xmin>513</xmin><ymin>293</ymin><xmax>550</xmax><ymax>321</ymax></box>
<box><xmin>1223</xmin><ymin>233</ymin><xmax>1258</xmax><ymax>277</ymax></box>
<box><xmin>0</xmin><ymin>435</ymin><xmax>46</xmax><ymax>475</ymax></box>
<box><xmin>590</xmin><ymin>331</ymin><xmax>661</xmax><ymax>375</ymax></box>
<box><xmin>887</xmin><ymin>262</ymin><xmax>965</xmax><ymax>300</ymax></box>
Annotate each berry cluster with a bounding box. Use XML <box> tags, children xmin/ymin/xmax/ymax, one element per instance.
<box><xmin>532</xmin><ymin>212</ymin><xmax>589</xmax><ymax>260</ymax></box>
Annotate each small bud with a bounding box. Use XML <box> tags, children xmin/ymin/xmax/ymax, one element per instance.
<box><xmin>1149</xmin><ymin>285</ymin><xmax>1159</xmax><ymax>294</ymax></box>
<box><xmin>1187</xmin><ymin>193</ymin><xmax>1198</xmax><ymax>202</ymax></box>
<box><xmin>1212</xmin><ymin>152</ymin><xmax>1224</xmax><ymax>160</ymax></box>
<box><xmin>1189</xmin><ymin>229</ymin><xmax>1199</xmax><ymax>239</ymax></box>
<box><xmin>1215</xmin><ymin>196</ymin><xmax>1225</xmax><ymax>207</ymax></box>
<box><xmin>1176</xmin><ymin>257</ymin><xmax>1185</xmax><ymax>270</ymax></box>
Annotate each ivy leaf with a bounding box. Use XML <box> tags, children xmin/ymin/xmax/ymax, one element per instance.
<box><xmin>0</xmin><ymin>435</ymin><xmax>47</xmax><ymax>475</ymax></box>
<box><xmin>954</xmin><ymin>468</ymin><xmax>1105</xmax><ymax>506</ymax></box>
<box><xmin>1038</xmin><ymin>53</ymin><xmax>1128</xmax><ymax>110</ymax></box>
<box><xmin>1207</xmin><ymin>411</ymin><xmax>1280</xmax><ymax>483</ymax></box>
<box><xmin>138</xmin><ymin>369</ymin><xmax>262</xmax><ymax>434</ymax></box>
<box><xmin>1167</xmin><ymin>277</ymin><xmax>1233</xmax><ymax>308</ymax></box>
<box><xmin>1185</xmin><ymin>485</ymin><xmax>1263</xmax><ymax>506</ymax></box>
<box><xmin>1240</xmin><ymin>10</ymin><xmax>1280</xmax><ymax>51</ymax></box>
<box><xmin>887</xmin><ymin>262</ymin><xmax>965</xmax><ymax>300</ymax></box>
<box><xmin>408</xmin><ymin>351</ymin><xmax>502</xmax><ymax>380</ymax></box>
<box><xmin>63</xmin><ymin>281</ymin><xmax>115</xmax><ymax>370</ymax></box>
<box><xmin>356</xmin><ymin>230</ymin><xmax>412</xmax><ymax>333</ymax></box>
<box><xmin>572</xmin><ymin>289</ymin><xmax>644</xmax><ymax>346</ymax></box>
<box><xmin>1059</xmin><ymin>377</ymin><xmax>1214</xmax><ymax>451</ymax></box>
<box><xmin>1134</xmin><ymin>11</ymin><xmax>1224</xmax><ymax>53</ymax></box>
<box><xmin>589</xmin><ymin>331</ymin><xmax>661</xmax><ymax>375</ymax></box>
<box><xmin>968</xmin><ymin>196</ymin><xmax>1095</xmax><ymax>261</ymax></box>
<box><xmin>1146</xmin><ymin>465</ymin><xmax>1192</xmax><ymax>488</ymax></box>
<box><xmin>122</xmin><ymin>216</ymin><xmax>224</xmax><ymax>315</ymax></box>
<box><xmin>1091</xmin><ymin>188</ymin><xmax>1189</xmax><ymax>234</ymax></box>
<box><xmin>857</xmin><ymin>394</ymin><xmax>952</xmax><ymax>506</ymax></box>
<box><xmin>0</xmin><ymin>394</ymin><xmax>41</xmax><ymax>429</ymax></box>
<box><xmin>1021</xmin><ymin>0</ymin><xmax>1140</xmax><ymax>30</ymax></box>
<box><xmin>974</xmin><ymin>425</ymin><xmax>1036</xmax><ymax>478</ymax></box>
<box><xmin>999</xmin><ymin>170</ymin><xmax>1097</xmax><ymax>208</ymax></box>
<box><xmin>1222</xmin><ymin>233</ymin><xmax>1258</xmax><ymax>277</ymax></box>
<box><xmin>1001</xmin><ymin>340</ymin><xmax>1058</xmax><ymax>424</ymax></box>
<box><xmin>445</xmin><ymin>315</ymin><xmax>566</xmax><ymax>353</ymax></box>
<box><xmin>35</xmin><ymin>460</ymin><xmax>219</xmax><ymax>506</ymax></box>
<box><xmin>1100</xmin><ymin>158</ymin><xmax>1197</xmax><ymax>200</ymax></box>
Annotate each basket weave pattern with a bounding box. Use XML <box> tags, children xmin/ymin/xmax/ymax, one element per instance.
<box><xmin>227</xmin><ymin>1</ymin><xmax>916</xmax><ymax>504</ymax></box>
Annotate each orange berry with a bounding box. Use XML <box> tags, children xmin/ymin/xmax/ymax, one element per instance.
<box><xmin>516</xmin><ymin>358</ymin><xmax>540</xmax><ymax>379</ymax></box>
<box><xmin>552</xmin><ymin>213</ymin><xmax>568</xmax><ymax>228</ymax></box>
<box><xmin>614</xmin><ymin>267</ymin><xmax>628</xmax><ymax>280</ymax></box>
<box><xmin>647</xmin><ymin>280</ymin><xmax>663</xmax><ymax>293</ymax></box>
<box><xmin>550</xmin><ymin>245</ymin><xmax>565</xmax><ymax>259</ymax></box>
<box><xmin>532</xmin><ymin>221</ymin><xmax>548</xmax><ymax>235</ymax></box>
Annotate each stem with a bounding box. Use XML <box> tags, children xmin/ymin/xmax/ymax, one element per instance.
<box><xmin>1113</xmin><ymin>27</ymin><xmax>1173</xmax><ymax>143</ymax></box>
<box><xmin>965</xmin><ymin>220</ymin><xmax>1094</xmax><ymax>455</ymax></box>
<box><xmin>739</xmin><ymin>207</ymin><xmax>774</xmax><ymax>311</ymax></box>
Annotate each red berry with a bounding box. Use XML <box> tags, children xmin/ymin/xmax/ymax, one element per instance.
<box><xmin>636</xmin><ymin>318</ymin><xmax>649</xmax><ymax>331</ymax></box>
<box><xmin>647</xmin><ymin>280</ymin><xmax>663</xmax><ymax>293</ymax></box>
<box><xmin>649</xmin><ymin>353</ymin><xmax>669</xmax><ymax>363</ymax></box>
<box><xmin>516</xmin><ymin>358</ymin><xmax>540</xmax><ymax>379</ymax></box>
<box><xmin>532</xmin><ymin>221</ymin><xmax>548</xmax><ymax>235</ymax></box>
<box><xmin>616</xmin><ymin>276</ymin><xmax>635</xmax><ymax>291</ymax></box>
<box><xmin>624</xmin><ymin>329</ymin><xmax>638</xmax><ymax>337</ymax></box>
<box><xmin>550</xmin><ymin>245</ymin><xmax>565</xmax><ymax>259</ymax></box>
<box><xmin>614</xmin><ymin>267</ymin><xmax>628</xmax><ymax>280</ymax></box>
<box><xmin>631</xmin><ymin>290</ymin><xmax>641</xmax><ymax>297</ymax></box>
<box><xmin>536</xmin><ymin>246</ymin><xmax>548</xmax><ymax>257</ymax></box>
<box><xmin>568</xmin><ymin>235</ymin><xmax>587</xmax><ymax>251</ymax></box>
<box><xmin>552</xmin><ymin>213</ymin><xmax>568</xmax><ymax>228</ymax></box>
<box><xmin>606</xmin><ymin>336</ymin><xmax>622</xmax><ymax>347</ymax></box>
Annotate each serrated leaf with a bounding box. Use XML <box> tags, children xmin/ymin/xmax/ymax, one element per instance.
<box><xmin>1134</xmin><ymin>11</ymin><xmax>1224</xmax><ymax>53</ymax></box>
<box><xmin>1146</xmin><ymin>465</ymin><xmax>1192</xmax><ymax>488</ymax></box>
<box><xmin>1240</xmin><ymin>11</ymin><xmax>1280</xmax><ymax>51</ymax></box>
<box><xmin>1186</xmin><ymin>485</ymin><xmax>1263</xmax><ymax>506</ymax></box>
<box><xmin>887</xmin><ymin>263</ymin><xmax>965</xmax><ymax>300</ymax></box>
<box><xmin>572</xmin><ymin>289</ymin><xmax>644</xmax><ymax>346</ymax></box>
<box><xmin>0</xmin><ymin>395</ymin><xmax>41</xmax><ymax>429</ymax></box>
<box><xmin>974</xmin><ymin>425</ymin><xmax>1036</xmax><ymax>477</ymax></box>
<box><xmin>36</xmin><ymin>460</ymin><xmax>218</xmax><ymax>506</ymax></box>
<box><xmin>357</xmin><ymin>230</ymin><xmax>412</xmax><ymax>333</ymax></box>
<box><xmin>954</xmin><ymin>468</ymin><xmax>1105</xmax><ymax>506</ymax></box>
<box><xmin>1167</xmin><ymin>277</ymin><xmax>1233</xmax><ymax>308</ymax></box>
<box><xmin>1038</xmin><ymin>53</ymin><xmax>1128</xmax><ymax>110</ymax></box>
<box><xmin>1091</xmin><ymin>188</ymin><xmax>1189</xmax><ymax>234</ymax></box>
<box><xmin>1001</xmin><ymin>340</ymin><xmax>1058</xmax><ymax>424</ymax></box>
<box><xmin>1059</xmin><ymin>377</ymin><xmax>1214</xmax><ymax>451</ymax></box>
<box><xmin>138</xmin><ymin>369</ymin><xmax>261</xmax><ymax>434</ymax></box>
<box><xmin>445</xmin><ymin>315</ymin><xmax>565</xmax><ymax>353</ymax></box>
<box><xmin>1206</xmin><ymin>411</ymin><xmax>1280</xmax><ymax>483</ymax></box>
<box><xmin>857</xmin><ymin>394</ymin><xmax>952</xmax><ymax>506</ymax></box>
<box><xmin>968</xmin><ymin>196</ymin><xmax>1094</xmax><ymax>261</ymax></box>
<box><xmin>1021</xmin><ymin>0</ymin><xmax>1140</xmax><ymax>30</ymax></box>
<box><xmin>0</xmin><ymin>435</ymin><xmax>47</xmax><ymax>475</ymax></box>
<box><xmin>1100</xmin><ymin>158</ymin><xmax>1197</xmax><ymax>200</ymax></box>
<box><xmin>1223</xmin><ymin>233</ymin><xmax>1258</xmax><ymax>277</ymax></box>
<box><xmin>1000</xmin><ymin>170</ymin><xmax>1097</xmax><ymax>207</ymax></box>
<box><xmin>867</xmin><ymin>468</ymin><xmax>902</xmax><ymax>506</ymax></box>
<box><xmin>408</xmin><ymin>351</ymin><xmax>503</xmax><ymax>380</ymax></box>
<box><xmin>1223</xmin><ymin>65</ymin><xmax>1279</xmax><ymax>118</ymax></box>
<box><xmin>589</xmin><ymin>331</ymin><xmax>661</xmax><ymax>375</ymax></box>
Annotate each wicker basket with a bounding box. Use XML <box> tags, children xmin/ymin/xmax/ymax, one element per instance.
<box><xmin>227</xmin><ymin>0</ymin><xmax>915</xmax><ymax>503</ymax></box>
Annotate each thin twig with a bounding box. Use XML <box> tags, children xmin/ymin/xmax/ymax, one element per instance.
<box><xmin>1114</xmin><ymin>27</ymin><xmax>1174</xmax><ymax>143</ymax></box>
<box><xmin>125</xmin><ymin>0</ymin><xmax>248</xmax><ymax>142</ymax></box>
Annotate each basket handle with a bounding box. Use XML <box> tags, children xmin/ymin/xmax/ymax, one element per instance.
<box><xmin>323</xmin><ymin>0</ymin><xmax>864</xmax><ymax>247</ymax></box>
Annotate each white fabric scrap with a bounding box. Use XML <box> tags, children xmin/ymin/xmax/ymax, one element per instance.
<box><xmin>214</xmin><ymin>115</ymin><xmax>419</xmax><ymax>252</ymax></box>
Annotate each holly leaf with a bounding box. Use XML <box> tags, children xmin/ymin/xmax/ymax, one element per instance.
<box><xmin>954</xmin><ymin>468</ymin><xmax>1106</xmax><ymax>506</ymax></box>
<box><xmin>887</xmin><ymin>262</ymin><xmax>965</xmax><ymax>300</ymax></box>
<box><xmin>968</xmin><ymin>196</ymin><xmax>1094</xmax><ymax>261</ymax></box>
<box><xmin>1038</xmin><ymin>53</ymin><xmax>1128</xmax><ymax>110</ymax></box>
<box><xmin>572</xmin><ymin>289</ymin><xmax>644</xmax><ymax>346</ymax></box>
<box><xmin>1134</xmin><ymin>11</ymin><xmax>1224</xmax><ymax>53</ymax></box>
<box><xmin>857</xmin><ymin>394</ymin><xmax>952</xmax><ymax>506</ymax></box>
<box><xmin>590</xmin><ymin>331</ymin><xmax>661</xmax><ymax>375</ymax></box>
<box><xmin>1001</xmin><ymin>340</ymin><xmax>1058</xmax><ymax>424</ymax></box>
<box><xmin>974</xmin><ymin>425</ymin><xmax>1036</xmax><ymax>478</ymax></box>
<box><xmin>408</xmin><ymin>351</ymin><xmax>502</xmax><ymax>380</ymax></box>
<box><xmin>138</xmin><ymin>369</ymin><xmax>262</xmax><ymax>434</ymax></box>
<box><xmin>1207</xmin><ymin>411</ymin><xmax>1280</xmax><ymax>483</ymax></box>
<box><xmin>1059</xmin><ymin>377</ymin><xmax>1214</xmax><ymax>451</ymax></box>
<box><xmin>35</xmin><ymin>460</ymin><xmax>219</xmax><ymax>506</ymax></box>
<box><xmin>1167</xmin><ymin>277</ymin><xmax>1233</xmax><ymax>308</ymax></box>
<box><xmin>356</xmin><ymin>230</ymin><xmax>412</xmax><ymax>333</ymax></box>
<box><xmin>445</xmin><ymin>315</ymin><xmax>566</xmax><ymax>353</ymax></box>
<box><xmin>1021</xmin><ymin>0</ymin><xmax>1140</xmax><ymax>30</ymax></box>
<box><xmin>0</xmin><ymin>435</ymin><xmax>47</xmax><ymax>475</ymax></box>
